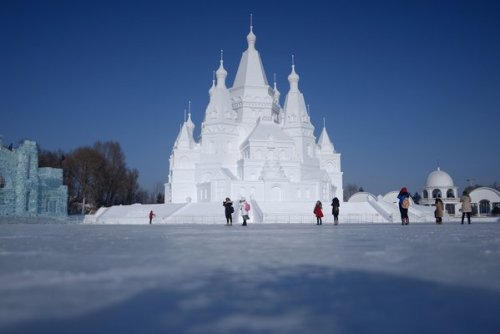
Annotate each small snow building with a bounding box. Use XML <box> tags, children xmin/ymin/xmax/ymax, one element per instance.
<box><xmin>468</xmin><ymin>187</ymin><xmax>500</xmax><ymax>216</ymax></box>
<box><xmin>421</xmin><ymin>167</ymin><xmax>459</xmax><ymax>215</ymax></box>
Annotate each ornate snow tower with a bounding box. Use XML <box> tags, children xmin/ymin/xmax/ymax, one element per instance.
<box><xmin>166</xmin><ymin>25</ymin><xmax>343</xmax><ymax>204</ymax></box>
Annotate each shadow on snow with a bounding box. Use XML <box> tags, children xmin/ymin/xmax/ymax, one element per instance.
<box><xmin>3</xmin><ymin>266</ymin><xmax>500</xmax><ymax>334</ymax></box>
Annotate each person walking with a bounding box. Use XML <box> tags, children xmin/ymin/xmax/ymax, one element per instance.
<box><xmin>223</xmin><ymin>197</ymin><xmax>234</xmax><ymax>226</ymax></box>
<box><xmin>331</xmin><ymin>197</ymin><xmax>340</xmax><ymax>225</ymax></box>
<box><xmin>397</xmin><ymin>187</ymin><xmax>411</xmax><ymax>225</ymax></box>
<box><xmin>149</xmin><ymin>210</ymin><xmax>155</xmax><ymax>224</ymax></box>
<box><xmin>434</xmin><ymin>197</ymin><xmax>444</xmax><ymax>224</ymax></box>
<box><xmin>314</xmin><ymin>200</ymin><xmax>324</xmax><ymax>225</ymax></box>
<box><xmin>239</xmin><ymin>198</ymin><xmax>250</xmax><ymax>226</ymax></box>
<box><xmin>460</xmin><ymin>191</ymin><xmax>472</xmax><ymax>224</ymax></box>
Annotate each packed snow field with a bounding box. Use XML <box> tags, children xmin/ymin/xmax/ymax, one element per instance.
<box><xmin>1</xmin><ymin>221</ymin><xmax>500</xmax><ymax>334</ymax></box>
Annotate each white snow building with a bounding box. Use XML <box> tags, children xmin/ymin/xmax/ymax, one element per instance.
<box><xmin>468</xmin><ymin>187</ymin><xmax>500</xmax><ymax>216</ymax></box>
<box><xmin>165</xmin><ymin>26</ymin><xmax>343</xmax><ymax>205</ymax></box>
<box><xmin>420</xmin><ymin>167</ymin><xmax>460</xmax><ymax>215</ymax></box>
<box><xmin>85</xmin><ymin>26</ymin><xmax>439</xmax><ymax>225</ymax></box>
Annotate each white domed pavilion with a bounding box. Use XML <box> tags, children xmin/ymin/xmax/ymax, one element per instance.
<box><xmin>421</xmin><ymin>167</ymin><xmax>459</xmax><ymax>214</ymax></box>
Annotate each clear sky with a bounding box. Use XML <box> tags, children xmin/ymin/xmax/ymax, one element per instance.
<box><xmin>1</xmin><ymin>0</ymin><xmax>499</xmax><ymax>196</ymax></box>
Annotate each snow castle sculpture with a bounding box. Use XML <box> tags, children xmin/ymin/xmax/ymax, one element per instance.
<box><xmin>166</xmin><ymin>26</ymin><xmax>343</xmax><ymax>204</ymax></box>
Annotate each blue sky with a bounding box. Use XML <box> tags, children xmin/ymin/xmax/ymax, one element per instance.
<box><xmin>1</xmin><ymin>0</ymin><xmax>499</xmax><ymax>196</ymax></box>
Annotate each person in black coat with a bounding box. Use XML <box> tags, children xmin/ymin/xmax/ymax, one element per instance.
<box><xmin>331</xmin><ymin>197</ymin><xmax>340</xmax><ymax>225</ymax></box>
<box><xmin>223</xmin><ymin>197</ymin><xmax>234</xmax><ymax>226</ymax></box>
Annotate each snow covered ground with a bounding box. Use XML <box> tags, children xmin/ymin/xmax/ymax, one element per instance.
<box><xmin>1</xmin><ymin>221</ymin><xmax>500</xmax><ymax>334</ymax></box>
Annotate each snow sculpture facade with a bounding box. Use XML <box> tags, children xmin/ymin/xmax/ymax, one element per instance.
<box><xmin>0</xmin><ymin>136</ymin><xmax>67</xmax><ymax>218</ymax></box>
<box><xmin>166</xmin><ymin>27</ymin><xmax>343</xmax><ymax>204</ymax></box>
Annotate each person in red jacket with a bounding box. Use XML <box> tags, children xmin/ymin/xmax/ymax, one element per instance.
<box><xmin>313</xmin><ymin>201</ymin><xmax>324</xmax><ymax>225</ymax></box>
<box><xmin>149</xmin><ymin>210</ymin><xmax>155</xmax><ymax>224</ymax></box>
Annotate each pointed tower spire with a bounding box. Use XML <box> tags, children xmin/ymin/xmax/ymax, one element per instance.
<box><xmin>247</xmin><ymin>13</ymin><xmax>256</xmax><ymax>49</ymax></box>
<box><xmin>283</xmin><ymin>54</ymin><xmax>313</xmax><ymax>131</ymax></box>
<box><xmin>203</xmin><ymin>51</ymin><xmax>234</xmax><ymax>123</ymax></box>
<box><xmin>186</xmin><ymin>109</ymin><xmax>194</xmax><ymax>130</ymax></box>
<box><xmin>317</xmin><ymin>125</ymin><xmax>335</xmax><ymax>152</ymax></box>
<box><xmin>233</xmin><ymin>18</ymin><xmax>268</xmax><ymax>89</ymax></box>
<box><xmin>288</xmin><ymin>55</ymin><xmax>300</xmax><ymax>92</ymax></box>
<box><xmin>174</xmin><ymin>104</ymin><xmax>197</xmax><ymax>150</ymax></box>
<box><xmin>216</xmin><ymin>49</ymin><xmax>228</xmax><ymax>88</ymax></box>
<box><xmin>183</xmin><ymin>101</ymin><xmax>194</xmax><ymax>130</ymax></box>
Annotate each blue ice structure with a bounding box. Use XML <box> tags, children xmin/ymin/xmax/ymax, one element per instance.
<box><xmin>0</xmin><ymin>135</ymin><xmax>67</xmax><ymax>218</ymax></box>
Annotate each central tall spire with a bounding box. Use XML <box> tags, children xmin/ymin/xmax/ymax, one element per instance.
<box><xmin>232</xmin><ymin>19</ymin><xmax>269</xmax><ymax>89</ymax></box>
<box><xmin>247</xmin><ymin>13</ymin><xmax>256</xmax><ymax>49</ymax></box>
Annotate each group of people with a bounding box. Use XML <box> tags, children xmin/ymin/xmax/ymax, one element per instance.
<box><xmin>223</xmin><ymin>197</ymin><xmax>250</xmax><ymax>226</ymax></box>
<box><xmin>150</xmin><ymin>190</ymin><xmax>474</xmax><ymax>225</ymax></box>
<box><xmin>221</xmin><ymin>196</ymin><xmax>341</xmax><ymax>226</ymax></box>
<box><xmin>398</xmin><ymin>187</ymin><xmax>473</xmax><ymax>225</ymax></box>
<box><xmin>313</xmin><ymin>197</ymin><xmax>340</xmax><ymax>225</ymax></box>
<box><xmin>223</xmin><ymin>187</ymin><xmax>472</xmax><ymax>226</ymax></box>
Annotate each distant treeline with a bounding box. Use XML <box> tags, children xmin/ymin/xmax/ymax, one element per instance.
<box><xmin>39</xmin><ymin>141</ymin><xmax>163</xmax><ymax>214</ymax></box>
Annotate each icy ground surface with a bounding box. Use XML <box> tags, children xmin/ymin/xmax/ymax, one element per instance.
<box><xmin>1</xmin><ymin>222</ymin><xmax>500</xmax><ymax>334</ymax></box>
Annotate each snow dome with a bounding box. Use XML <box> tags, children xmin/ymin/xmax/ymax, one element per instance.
<box><xmin>425</xmin><ymin>167</ymin><xmax>454</xmax><ymax>188</ymax></box>
<box><xmin>421</xmin><ymin>167</ymin><xmax>459</xmax><ymax>213</ymax></box>
<box><xmin>348</xmin><ymin>192</ymin><xmax>376</xmax><ymax>202</ymax></box>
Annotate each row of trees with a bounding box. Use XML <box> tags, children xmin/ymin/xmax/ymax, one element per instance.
<box><xmin>39</xmin><ymin>141</ymin><xmax>163</xmax><ymax>214</ymax></box>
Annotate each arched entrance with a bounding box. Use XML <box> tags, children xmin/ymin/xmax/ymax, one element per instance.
<box><xmin>479</xmin><ymin>200</ymin><xmax>490</xmax><ymax>215</ymax></box>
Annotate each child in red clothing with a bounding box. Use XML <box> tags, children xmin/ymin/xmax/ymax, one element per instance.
<box><xmin>313</xmin><ymin>201</ymin><xmax>324</xmax><ymax>225</ymax></box>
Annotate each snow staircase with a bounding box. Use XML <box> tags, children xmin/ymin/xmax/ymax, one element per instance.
<box><xmin>84</xmin><ymin>198</ymin><xmax>436</xmax><ymax>224</ymax></box>
<box><xmin>84</xmin><ymin>203</ymin><xmax>187</xmax><ymax>224</ymax></box>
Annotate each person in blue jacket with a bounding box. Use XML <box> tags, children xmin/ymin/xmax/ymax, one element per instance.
<box><xmin>397</xmin><ymin>187</ymin><xmax>411</xmax><ymax>225</ymax></box>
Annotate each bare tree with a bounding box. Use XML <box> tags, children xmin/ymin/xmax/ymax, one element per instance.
<box><xmin>41</xmin><ymin>141</ymin><xmax>144</xmax><ymax>213</ymax></box>
<box><xmin>93</xmin><ymin>141</ymin><xmax>129</xmax><ymax>207</ymax></box>
<box><xmin>63</xmin><ymin>147</ymin><xmax>104</xmax><ymax>213</ymax></box>
<box><xmin>343</xmin><ymin>184</ymin><xmax>359</xmax><ymax>201</ymax></box>
<box><xmin>38</xmin><ymin>148</ymin><xmax>65</xmax><ymax>168</ymax></box>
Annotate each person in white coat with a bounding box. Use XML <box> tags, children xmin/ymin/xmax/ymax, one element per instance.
<box><xmin>460</xmin><ymin>191</ymin><xmax>472</xmax><ymax>224</ymax></box>
<box><xmin>239</xmin><ymin>199</ymin><xmax>250</xmax><ymax>226</ymax></box>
